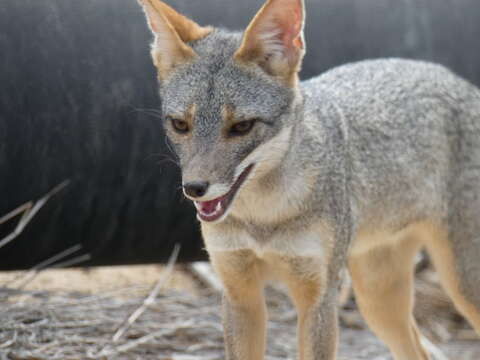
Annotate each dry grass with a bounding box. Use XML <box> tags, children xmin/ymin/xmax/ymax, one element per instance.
<box><xmin>1</xmin><ymin>261</ymin><xmax>480</xmax><ymax>360</ymax></box>
<box><xmin>0</xmin><ymin>288</ymin><xmax>221</xmax><ymax>360</ymax></box>
<box><xmin>0</xmin><ymin>275</ymin><xmax>300</xmax><ymax>359</ymax></box>
<box><xmin>0</xmin><ymin>284</ymin><xmax>223</xmax><ymax>359</ymax></box>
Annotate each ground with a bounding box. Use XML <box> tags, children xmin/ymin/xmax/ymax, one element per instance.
<box><xmin>0</xmin><ymin>264</ymin><xmax>479</xmax><ymax>359</ymax></box>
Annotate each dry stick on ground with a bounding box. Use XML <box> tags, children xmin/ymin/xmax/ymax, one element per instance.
<box><xmin>97</xmin><ymin>322</ymin><xmax>193</xmax><ymax>358</ymax></box>
<box><xmin>421</xmin><ymin>335</ymin><xmax>450</xmax><ymax>360</ymax></box>
<box><xmin>5</xmin><ymin>244</ymin><xmax>83</xmax><ymax>287</ymax></box>
<box><xmin>15</xmin><ymin>253</ymin><xmax>92</xmax><ymax>290</ymax></box>
<box><xmin>0</xmin><ymin>244</ymin><xmax>91</xmax><ymax>304</ymax></box>
<box><xmin>187</xmin><ymin>262</ymin><xmax>223</xmax><ymax>292</ymax></box>
<box><xmin>2</xmin><ymin>243</ymin><xmax>91</xmax><ymax>293</ymax></box>
<box><xmin>0</xmin><ymin>330</ymin><xmax>17</xmax><ymax>349</ymax></box>
<box><xmin>0</xmin><ymin>180</ymin><xmax>70</xmax><ymax>250</ymax></box>
<box><xmin>111</xmin><ymin>244</ymin><xmax>181</xmax><ymax>343</ymax></box>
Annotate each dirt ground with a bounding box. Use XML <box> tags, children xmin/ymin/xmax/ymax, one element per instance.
<box><xmin>1</xmin><ymin>264</ymin><xmax>479</xmax><ymax>359</ymax></box>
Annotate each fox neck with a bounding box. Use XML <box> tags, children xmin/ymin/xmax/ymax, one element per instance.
<box><xmin>229</xmin><ymin>91</ymin><xmax>315</xmax><ymax>225</ymax></box>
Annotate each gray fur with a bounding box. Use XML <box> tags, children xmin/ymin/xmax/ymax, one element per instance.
<box><xmin>301</xmin><ymin>59</ymin><xmax>480</xmax><ymax>304</ymax></box>
<box><xmin>161</xmin><ymin>29</ymin><xmax>294</xmax><ymax>185</ymax></box>
<box><xmin>143</xmin><ymin>5</ymin><xmax>480</xmax><ymax>359</ymax></box>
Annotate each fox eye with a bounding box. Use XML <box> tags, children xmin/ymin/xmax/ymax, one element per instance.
<box><xmin>229</xmin><ymin>119</ymin><xmax>257</xmax><ymax>136</ymax></box>
<box><xmin>168</xmin><ymin>116</ymin><xmax>190</xmax><ymax>134</ymax></box>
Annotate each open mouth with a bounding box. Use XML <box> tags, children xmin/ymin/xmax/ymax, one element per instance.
<box><xmin>194</xmin><ymin>164</ymin><xmax>254</xmax><ymax>222</ymax></box>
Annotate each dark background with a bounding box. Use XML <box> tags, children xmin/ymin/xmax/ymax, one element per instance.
<box><xmin>0</xmin><ymin>0</ymin><xmax>479</xmax><ymax>269</ymax></box>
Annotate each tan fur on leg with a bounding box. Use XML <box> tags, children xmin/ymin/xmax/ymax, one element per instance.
<box><xmin>280</xmin><ymin>256</ymin><xmax>337</xmax><ymax>360</ymax></box>
<box><xmin>425</xmin><ymin>225</ymin><xmax>480</xmax><ymax>334</ymax></box>
<box><xmin>209</xmin><ymin>250</ymin><xmax>266</xmax><ymax>360</ymax></box>
<box><xmin>349</xmin><ymin>232</ymin><xmax>430</xmax><ymax>360</ymax></box>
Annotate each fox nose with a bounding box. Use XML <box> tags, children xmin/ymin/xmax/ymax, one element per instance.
<box><xmin>183</xmin><ymin>181</ymin><xmax>209</xmax><ymax>198</ymax></box>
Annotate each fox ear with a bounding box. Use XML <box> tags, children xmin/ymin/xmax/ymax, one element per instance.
<box><xmin>235</xmin><ymin>0</ymin><xmax>306</xmax><ymax>85</ymax></box>
<box><xmin>138</xmin><ymin>0</ymin><xmax>212</xmax><ymax>78</ymax></box>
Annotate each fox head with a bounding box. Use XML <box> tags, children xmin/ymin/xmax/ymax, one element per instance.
<box><xmin>138</xmin><ymin>0</ymin><xmax>306</xmax><ymax>223</ymax></box>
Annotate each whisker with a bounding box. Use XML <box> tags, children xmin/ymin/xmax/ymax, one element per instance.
<box><xmin>132</xmin><ymin>107</ymin><xmax>163</xmax><ymax>116</ymax></box>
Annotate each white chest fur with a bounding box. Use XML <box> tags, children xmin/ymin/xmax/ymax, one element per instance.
<box><xmin>202</xmin><ymin>220</ymin><xmax>333</xmax><ymax>260</ymax></box>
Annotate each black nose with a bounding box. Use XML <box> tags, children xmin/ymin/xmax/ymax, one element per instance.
<box><xmin>183</xmin><ymin>181</ymin><xmax>209</xmax><ymax>198</ymax></box>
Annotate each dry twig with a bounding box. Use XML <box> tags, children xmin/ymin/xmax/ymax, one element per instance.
<box><xmin>0</xmin><ymin>180</ymin><xmax>70</xmax><ymax>249</ymax></box>
<box><xmin>187</xmin><ymin>262</ymin><xmax>223</xmax><ymax>292</ymax></box>
<box><xmin>111</xmin><ymin>244</ymin><xmax>181</xmax><ymax>342</ymax></box>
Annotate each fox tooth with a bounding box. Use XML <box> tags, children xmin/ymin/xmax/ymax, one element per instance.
<box><xmin>215</xmin><ymin>202</ymin><xmax>222</xmax><ymax>213</ymax></box>
<box><xmin>194</xmin><ymin>201</ymin><xmax>201</xmax><ymax>210</ymax></box>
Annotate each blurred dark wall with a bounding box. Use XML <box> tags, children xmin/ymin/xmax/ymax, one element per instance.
<box><xmin>0</xmin><ymin>0</ymin><xmax>479</xmax><ymax>269</ymax></box>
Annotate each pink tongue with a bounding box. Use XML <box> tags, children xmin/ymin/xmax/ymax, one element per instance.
<box><xmin>200</xmin><ymin>199</ymin><xmax>221</xmax><ymax>215</ymax></box>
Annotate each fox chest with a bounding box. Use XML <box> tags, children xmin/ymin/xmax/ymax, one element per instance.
<box><xmin>201</xmin><ymin>220</ymin><xmax>332</xmax><ymax>260</ymax></box>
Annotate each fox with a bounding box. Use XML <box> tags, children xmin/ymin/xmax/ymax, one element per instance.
<box><xmin>136</xmin><ymin>0</ymin><xmax>480</xmax><ymax>359</ymax></box>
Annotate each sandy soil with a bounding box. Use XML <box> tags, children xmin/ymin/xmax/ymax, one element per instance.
<box><xmin>0</xmin><ymin>265</ymin><xmax>199</xmax><ymax>295</ymax></box>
